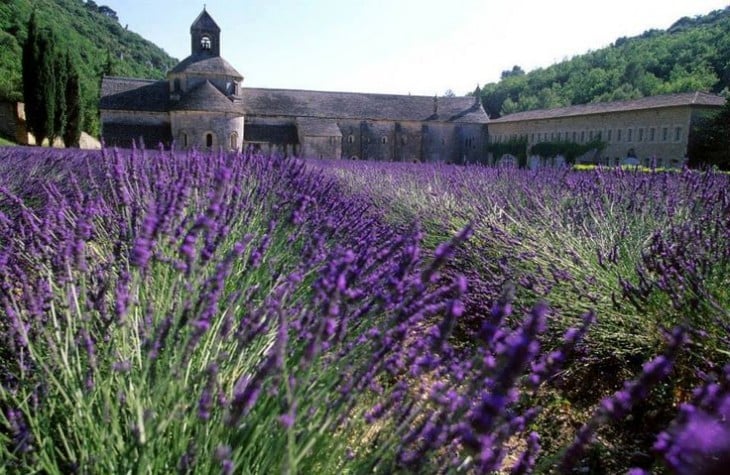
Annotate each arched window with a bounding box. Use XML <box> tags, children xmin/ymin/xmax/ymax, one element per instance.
<box><xmin>206</xmin><ymin>133</ymin><xmax>213</xmax><ymax>148</ymax></box>
<box><xmin>381</xmin><ymin>136</ymin><xmax>387</xmax><ymax>144</ymax></box>
<box><xmin>201</xmin><ymin>36</ymin><xmax>212</xmax><ymax>50</ymax></box>
<box><xmin>230</xmin><ymin>132</ymin><xmax>238</xmax><ymax>150</ymax></box>
<box><xmin>348</xmin><ymin>135</ymin><xmax>354</xmax><ymax>144</ymax></box>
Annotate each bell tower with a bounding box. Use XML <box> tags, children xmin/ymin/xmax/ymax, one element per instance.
<box><xmin>190</xmin><ymin>7</ymin><xmax>221</xmax><ymax>57</ymax></box>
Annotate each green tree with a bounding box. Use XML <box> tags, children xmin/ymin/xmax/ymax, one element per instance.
<box><xmin>63</xmin><ymin>53</ymin><xmax>82</xmax><ymax>148</ymax></box>
<box><xmin>51</xmin><ymin>48</ymin><xmax>68</xmax><ymax>145</ymax></box>
<box><xmin>22</xmin><ymin>11</ymin><xmax>46</xmax><ymax>144</ymax></box>
<box><xmin>687</xmin><ymin>97</ymin><xmax>730</xmax><ymax>169</ymax></box>
<box><xmin>35</xmin><ymin>31</ymin><xmax>57</xmax><ymax>146</ymax></box>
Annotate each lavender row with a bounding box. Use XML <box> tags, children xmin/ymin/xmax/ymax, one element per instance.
<box><xmin>0</xmin><ymin>146</ymin><xmax>611</xmax><ymax>473</ymax></box>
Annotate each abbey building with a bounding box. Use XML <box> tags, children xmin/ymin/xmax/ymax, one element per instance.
<box><xmin>100</xmin><ymin>9</ymin><xmax>725</xmax><ymax>166</ymax></box>
<box><xmin>100</xmin><ymin>9</ymin><xmax>488</xmax><ymax>163</ymax></box>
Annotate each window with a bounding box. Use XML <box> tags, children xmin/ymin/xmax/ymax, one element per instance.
<box><xmin>675</xmin><ymin>127</ymin><xmax>682</xmax><ymax>142</ymax></box>
<box><xmin>580</xmin><ymin>131</ymin><xmax>585</xmax><ymax>143</ymax></box>
<box><xmin>597</xmin><ymin>131</ymin><xmax>602</xmax><ymax>141</ymax></box>
<box><xmin>230</xmin><ymin>132</ymin><xmax>238</xmax><ymax>150</ymax></box>
<box><xmin>617</xmin><ymin>129</ymin><xmax>622</xmax><ymax>142</ymax></box>
<box><xmin>174</xmin><ymin>78</ymin><xmax>181</xmax><ymax>92</ymax></box>
<box><xmin>627</xmin><ymin>128</ymin><xmax>633</xmax><ymax>142</ymax></box>
<box><xmin>348</xmin><ymin>135</ymin><xmax>354</xmax><ymax>144</ymax></box>
<box><xmin>201</xmin><ymin>36</ymin><xmax>212</xmax><ymax>50</ymax></box>
<box><xmin>531</xmin><ymin>133</ymin><xmax>535</xmax><ymax>142</ymax></box>
<box><xmin>649</xmin><ymin>128</ymin><xmax>655</xmax><ymax>142</ymax></box>
<box><xmin>572</xmin><ymin>131</ymin><xmax>577</xmax><ymax>142</ymax></box>
<box><xmin>638</xmin><ymin>128</ymin><xmax>644</xmax><ymax>142</ymax></box>
<box><xmin>589</xmin><ymin>130</ymin><xmax>594</xmax><ymax>140</ymax></box>
<box><xmin>401</xmin><ymin>136</ymin><xmax>407</xmax><ymax>145</ymax></box>
<box><xmin>381</xmin><ymin>136</ymin><xmax>387</xmax><ymax>144</ymax></box>
<box><xmin>206</xmin><ymin>133</ymin><xmax>213</xmax><ymax>148</ymax></box>
<box><xmin>441</xmin><ymin>138</ymin><xmax>446</xmax><ymax>145</ymax></box>
<box><xmin>182</xmin><ymin>132</ymin><xmax>188</xmax><ymax>148</ymax></box>
<box><xmin>607</xmin><ymin>129</ymin><xmax>612</xmax><ymax>142</ymax></box>
<box><xmin>662</xmin><ymin>127</ymin><xmax>668</xmax><ymax>142</ymax></box>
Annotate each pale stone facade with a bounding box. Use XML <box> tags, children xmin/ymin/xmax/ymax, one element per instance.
<box><xmin>488</xmin><ymin>93</ymin><xmax>725</xmax><ymax>167</ymax></box>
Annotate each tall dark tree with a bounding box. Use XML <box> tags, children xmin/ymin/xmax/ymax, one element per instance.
<box><xmin>22</xmin><ymin>11</ymin><xmax>45</xmax><ymax>145</ymax></box>
<box><xmin>687</xmin><ymin>97</ymin><xmax>730</xmax><ymax>169</ymax></box>
<box><xmin>22</xmin><ymin>11</ymin><xmax>58</xmax><ymax>147</ymax></box>
<box><xmin>63</xmin><ymin>53</ymin><xmax>82</xmax><ymax>148</ymax></box>
<box><xmin>51</xmin><ymin>47</ymin><xmax>68</xmax><ymax>144</ymax></box>
<box><xmin>34</xmin><ymin>31</ymin><xmax>56</xmax><ymax>146</ymax></box>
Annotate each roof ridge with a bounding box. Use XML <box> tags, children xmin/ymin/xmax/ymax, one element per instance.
<box><xmin>492</xmin><ymin>91</ymin><xmax>724</xmax><ymax>122</ymax></box>
<box><xmin>242</xmin><ymin>86</ymin><xmax>472</xmax><ymax>101</ymax></box>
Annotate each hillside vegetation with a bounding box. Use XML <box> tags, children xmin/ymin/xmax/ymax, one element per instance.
<box><xmin>0</xmin><ymin>0</ymin><xmax>177</xmax><ymax>135</ymax></box>
<box><xmin>480</xmin><ymin>7</ymin><xmax>730</xmax><ymax>118</ymax></box>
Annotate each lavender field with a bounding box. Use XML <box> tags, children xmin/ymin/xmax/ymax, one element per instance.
<box><xmin>0</xmin><ymin>146</ymin><xmax>728</xmax><ymax>474</ymax></box>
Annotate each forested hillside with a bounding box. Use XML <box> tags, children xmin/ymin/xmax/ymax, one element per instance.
<box><xmin>0</xmin><ymin>0</ymin><xmax>177</xmax><ymax>135</ymax></box>
<box><xmin>480</xmin><ymin>7</ymin><xmax>730</xmax><ymax>118</ymax></box>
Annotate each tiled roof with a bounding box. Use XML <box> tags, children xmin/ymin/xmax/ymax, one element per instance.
<box><xmin>241</xmin><ymin>88</ymin><xmax>490</xmax><ymax>123</ymax></box>
<box><xmin>169</xmin><ymin>54</ymin><xmax>243</xmax><ymax>78</ymax></box>
<box><xmin>491</xmin><ymin>92</ymin><xmax>726</xmax><ymax>123</ymax></box>
<box><xmin>244</xmin><ymin>124</ymin><xmax>299</xmax><ymax>144</ymax></box>
<box><xmin>191</xmin><ymin>9</ymin><xmax>220</xmax><ymax>32</ymax></box>
<box><xmin>172</xmin><ymin>80</ymin><xmax>241</xmax><ymax>114</ymax></box>
<box><xmin>296</xmin><ymin>118</ymin><xmax>341</xmax><ymax>137</ymax></box>
<box><xmin>100</xmin><ymin>77</ymin><xmax>169</xmax><ymax>112</ymax></box>
<box><xmin>100</xmin><ymin>78</ymin><xmax>489</xmax><ymax>125</ymax></box>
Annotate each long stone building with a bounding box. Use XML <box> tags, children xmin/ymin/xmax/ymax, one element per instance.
<box><xmin>99</xmin><ymin>9</ymin><xmax>726</xmax><ymax>166</ymax></box>
<box><xmin>100</xmin><ymin>8</ymin><xmax>488</xmax><ymax>163</ymax></box>
<box><xmin>489</xmin><ymin>92</ymin><xmax>725</xmax><ymax>167</ymax></box>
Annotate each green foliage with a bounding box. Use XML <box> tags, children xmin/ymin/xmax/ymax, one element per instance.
<box><xmin>530</xmin><ymin>139</ymin><xmax>606</xmax><ymax>164</ymax></box>
<box><xmin>63</xmin><ymin>54</ymin><xmax>82</xmax><ymax>148</ymax></box>
<box><xmin>1</xmin><ymin>0</ymin><xmax>177</xmax><ymax>136</ymax></box>
<box><xmin>688</xmin><ymin>97</ymin><xmax>730</xmax><ymax>169</ymax></box>
<box><xmin>486</xmin><ymin>136</ymin><xmax>528</xmax><ymax>164</ymax></box>
<box><xmin>22</xmin><ymin>15</ymin><xmax>81</xmax><ymax>146</ymax></box>
<box><xmin>481</xmin><ymin>7</ymin><xmax>730</xmax><ymax>118</ymax></box>
<box><xmin>51</xmin><ymin>48</ymin><xmax>68</xmax><ymax>143</ymax></box>
<box><xmin>22</xmin><ymin>12</ymin><xmax>56</xmax><ymax>146</ymax></box>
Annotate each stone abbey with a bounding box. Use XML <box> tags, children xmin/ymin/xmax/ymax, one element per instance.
<box><xmin>100</xmin><ymin>8</ymin><xmax>488</xmax><ymax>163</ymax></box>
<box><xmin>100</xmin><ymin>9</ymin><xmax>725</xmax><ymax>166</ymax></box>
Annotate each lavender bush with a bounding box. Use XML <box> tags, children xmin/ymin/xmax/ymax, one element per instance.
<box><xmin>314</xmin><ymin>159</ymin><xmax>730</xmax><ymax>471</ymax></box>
<box><xmin>0</xmin><ymin>146</ymin><xmax>726</xmax><ymax>473</ymax></box>
<box><xmin>0</xmin><ymin>146</ymin><xmax>598</xmax><ymax>473</ymax></box>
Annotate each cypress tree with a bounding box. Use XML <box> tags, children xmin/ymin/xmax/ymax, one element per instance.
<box><xmin>51</xmin><ymin>48</ymin><xmax>68</xmax><ymax>145</ymax></box>
<box><xmin>63</xmin><ymin>53</ymin><xmax>82</xmax><ymax>148</ymax></box>
<box><xmin>35</xmin><ymin>31</ymin><xmax>56</xmax><ymax>146</ymax></box>
<box><xmin>22</xmin><ymin>11</ymin><xmax>45</xmax><ymax>145</ymax></box>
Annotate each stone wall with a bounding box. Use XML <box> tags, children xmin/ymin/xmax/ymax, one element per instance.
<box><xmin>171</xmin><ymin>111</ymin><xmax>243</xmax><ymax>150</ymax></box>
<box><xmin>337</xmin><ymin>119</ymin><xmax>486</xmax><ymax>163</ymax></box>
<box><xmin>488</xmin><ymin>105</ymin><xmax>713</xmax><ymax>167</ymax></box>
<box><xmin>0</xmin><ymin>101</ymin><xmax>28</xmax><ymax>144</ymax></box>
<box><xmin>300</xmin><ymin>136</ymin><xmax>341</xmax><ymax>159</ymax></box>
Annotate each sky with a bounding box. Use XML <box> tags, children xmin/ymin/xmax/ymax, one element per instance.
<box><xmin>100</xmin><ymin>0</ymin><xmax>729</xmax><ymax>97</ymax></box>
